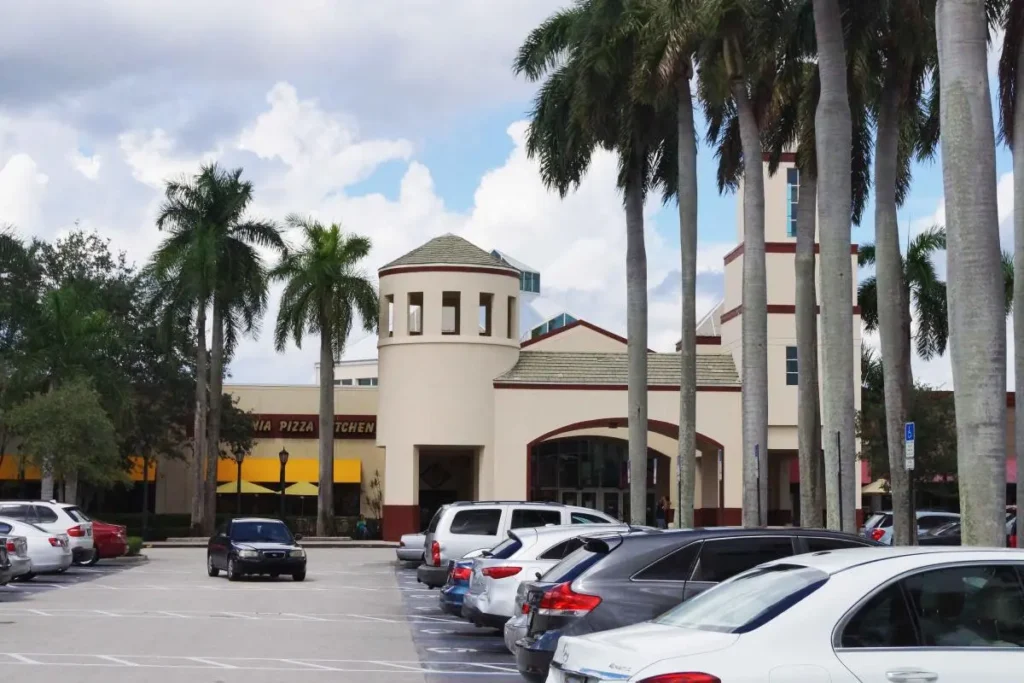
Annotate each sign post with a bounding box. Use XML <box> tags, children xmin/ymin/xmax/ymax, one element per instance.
<box><xmin>905</xmin><ymin>422</ymin><xmax>916</xmax><ymax>544</ymax></box>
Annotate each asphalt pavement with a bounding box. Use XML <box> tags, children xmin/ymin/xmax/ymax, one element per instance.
<box><xmin>0</xmin><ymin>548</ymin><xmax>520</xmax><ymax>682</ymax></box>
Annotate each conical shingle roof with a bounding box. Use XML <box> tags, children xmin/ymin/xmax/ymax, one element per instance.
<box><xmin>380</xmin><ymin>234</ymin><xmax>517</xmax><ymax>271</ymax></box>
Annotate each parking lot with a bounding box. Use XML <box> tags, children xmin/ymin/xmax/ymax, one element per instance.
<box><xmin>0</xmin><ymin>548</ymin><xmax>519</xmax><ymax>682</ymax></box>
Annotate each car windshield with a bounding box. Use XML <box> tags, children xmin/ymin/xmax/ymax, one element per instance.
<box><xmin>863</xmin><ymin>513</ymin><xmax>890</xmax><ymax>530</ymax></box>
<box><xmin>231</xmin><ymin>521</ymin><xmax>292</xmax><ymax>544</ymax></box>
<box><xmin>655</xmin><ymin>564</ymin><xmax>828</xmax><ymax>633</ymax></box>
<box><xmin>541</xmin><ymin>539</ymin><xmax>615</xmax><ymax>584</ymax></box>
<box><xmin>931</xmin><ymin>521</ymin><xmax>960</xmax><ymax>536</ymax></box>
<box><xmin>63</xmin><ymin>507</ymin><xmax>91</xmax><ymax>522</ymax></box>
<box><xmin>487</xmin><ymin>537</ymin><xmax>522</xmax><ymax>559</ymax></box>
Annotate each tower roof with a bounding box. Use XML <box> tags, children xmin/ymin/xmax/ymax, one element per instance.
<box><xmin>381</xmin><ymin>234</ymin><xmax>517</xmax><ymax>271</ymax></box>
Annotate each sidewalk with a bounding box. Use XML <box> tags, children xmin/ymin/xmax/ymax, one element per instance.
<box><xmin>148</xmin><ymin>537</ymin><xmax>398</xmax><ymax>549</ymax></box>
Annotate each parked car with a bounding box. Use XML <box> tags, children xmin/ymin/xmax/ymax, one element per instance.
<box><xmin>396</xmin><ymin>532</ymin><xmax>425</xmax><ymax>563</ymax></box>
<box><xmin>0</xmin><ymin>501</ymin><xmax>95</xmax><ymax>564</ymax></box>
<box><xmin>1</xmin><ymin>532</ymin><xmax>33</xmax><ymax>580</ymax></box>
<box><xmin>0</xmin><ymin>517</ymin><xmax>71</xmax><ymax>578</ymax></box>
<box><xmin>0</xmin><ymin>541</ymin><xmax>11</xmax><ymax>586</ymax></box>
<box><xmin>439</xmin><ymin>559</ymin><xmax>474</xmax><ymax>616</ymax></box>
<box><xmin>462</xmin><ymin>523</ymin><xmax>629</xmax><ymax>629</ymax></box>
<box><xmin>207</xmin><ymin>517</ymin><xmax>306</xmax><ymax>581</ymax></box>
<box><xmin>549</xmin><ymin>546</ymin><xmax>1024</xmax><ymax>682</ymax></box>
<box><xmin>418</xmin><ymin>501</ymin><xmax>618</xmax><ymax>588</ymax></box>
<box><xmin>89</xmin><ymin>520</ymin><xmax>128</xmax><ymax>564</ymax></box>
<box><xmin>861</xmin><ymin>509</ymin><xmax>959</xmax><ymax>544</ymax></box>
<box><xmin>517</xmin><ymin>526</ymin><xmax>878</xmax><ymax>682</ymax></box>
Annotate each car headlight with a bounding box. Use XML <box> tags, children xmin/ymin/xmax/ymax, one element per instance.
<box><xmin>290</xmin><ymin>548</ymin><xmax>306</xmax><ymax>558</ymax></box>
<box><xmin>237</xmin><ymin>549</ymin><xmax>258</xmax><ymax>559</ymax></box>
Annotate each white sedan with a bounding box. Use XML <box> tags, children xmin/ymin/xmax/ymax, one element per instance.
<box><xmin>0</xmin><ymin>517</ymin><xmax>72</xmax><ymax>578</ymax></box>
<box><xmin>548</xmin><ymin>546</ymin><xmax>1024</xmax><ymax>682</ymax></box>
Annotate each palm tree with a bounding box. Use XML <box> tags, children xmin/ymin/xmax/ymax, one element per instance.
<box><xmin>272</xmin><ymin>217</ymin><xmax>378</xmax><ymax>536</ymax></box>
<box><xmin>148</xmin><ymin>164</ymin><xmax>282</xmax><ymax>535</ymax></box>
<box><xmin>515</xmin><ymin>0</ymin><xmax>673</xmax><ymax>525</ymax></box>
<box><xmin>936</xmin><ymin>0</ymin><xmax>1007</xmax><ymax>546</ymax></box>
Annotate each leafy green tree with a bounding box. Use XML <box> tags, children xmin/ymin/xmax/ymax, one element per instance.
<box><xmin>272</xmin><ymin>217</ymin><xmax>377</xmax><ymax>535</ymax></box>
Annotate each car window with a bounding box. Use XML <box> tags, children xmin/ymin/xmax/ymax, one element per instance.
<box><xmin>539</xmin><ymin>538</ymin><xmax>584</xmax><ymax>561</ymax></box>
<box><xmin>918</xmin><ymin>515</ymin><xmax>955</xmax><ymax>531</ymax></box>
<box><xmin>229</xmin><ymin>521</ymin><xmax>293</xmax><ymax>544</ymax></box>
<box><xmin>903</xmin><ymin>564</ymin><xmax>1024</xmax><ymax>647</ymax></box>
<box><xmin>510</xmin><ymin>508</ymin><xmax>561</xmax><ymax>529</ymax></box>
<box><xmin>689</xmin><ymin>537</ymin><xmax>794</xmax><ymax>584</ymax></box>
<box><xmin>32</xmin><ymin>506</ymin><xmax>59</xmax><ymax>524</ymax></box>
<box><xmin>488</xmin><ymin>537</ymin><xmax>522</xmax><ymax>559</ymax></box>
<box><xmin>427</xmin><ymin>507</ymin><xmax>445</xmax><ymax>533</ymax></box>
<box><xmin>804</xmin><ymin>537</ymin><xmax>870</xmax><ymax>553</ymax></box>
<box><xmin>449</xmin><ymin>509</ymin><xmax>501</xmax><ymax>536</ymax></box>
<box><xmin>840</xmin><ymin>583</ymin><xmax>918</xmax><ymax>648</ymax></box>
<box><xmin>863</xmin><ymin>513</ymin><xmax>888</xmax><ymax>530</ymax></box>
<box><xmin>63</xmin><ymin>506</ymin><xmax>90</xmax><ymax>522</ymax></box>
<box><xmin>571</xmin><ymin>512</ymin><xmax>610</xmax><ymax>524</ymax></box>
<box><xmin>0</xmin><ymin>523</ymin><xmax>11</xmax><ymax>534</ymax></box>
<box><xmin>634</xmin><ymin>541</ymin><xmax>702</xmax><ymax>582</ymax></box>
<box><xmin>0</xmin><ymin>505</ymin><xmax>31</xmax><ymax>521</ymax></box>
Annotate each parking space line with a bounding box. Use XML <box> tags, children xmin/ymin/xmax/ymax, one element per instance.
<box><xmin>371</xmin><ymin>661</ymin><xmax>426</xmax><ymax>672</ymax></box>
<box><xmin>98</xmin><ymin>655</ymin><xmax>138</xmax><ymax>666</ymax></box>
<box><xmin>282</xmin><ymin>612</ymin><xmax>329</xmax><ymax>621</ymax></box>
<box><xmin>6</xmin><ymin>655</ymin><xmax>40</xmax><ymax>665</ymax></box>
<box><xmin>186</xmin><ymin>657</ymin><xmax>237</xmax><ymax>669</ymax></box>
<box><xmin>281</xmin><ymin>659</ymin><xmax>338</xmax><ymax>671</ymax></box>
<box><xmin>221</xmin><ymin>611</ymin><xmax>257</xmax><ymax>620</ymax></box>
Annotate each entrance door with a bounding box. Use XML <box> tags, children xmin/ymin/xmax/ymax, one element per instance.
<box><xmin>580</xmin><ymin>490</ymin><xmax>598</xmax><ymax>512</ymax></box>
<box><xmin>560</xmin><ymin>491</ymin><xmax>579</xmax><ymax>507</ymax></box>
<box><xmin>600</xmin><ymin>490</ymin><xmax>621</xmax><ymax>521</ymax></box>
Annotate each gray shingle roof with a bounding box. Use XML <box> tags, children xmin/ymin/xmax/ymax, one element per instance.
<box><xmin>381</xmin><ymin>234</ymin><xmax>517</xmax><ymax>271</ymax></box>
<box><xmin>495</xmin><ymin>351</ymin><xmax>740</xmax><ymax>386</ymax></box>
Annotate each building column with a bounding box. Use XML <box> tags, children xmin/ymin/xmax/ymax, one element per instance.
<box><xmin>382</xmin><ymin>444</ymin><xmax>419</xmax><ymax>541</ymax></box>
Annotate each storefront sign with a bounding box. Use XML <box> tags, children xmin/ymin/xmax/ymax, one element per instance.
<box><xmin>250</xmin><ymin>414</ymin><xmax>376</xmax><ymax>439</ymax></box>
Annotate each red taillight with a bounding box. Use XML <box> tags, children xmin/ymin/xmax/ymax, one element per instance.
<box><xmin>538</xmin><ymin>582</ymin><xmax>601</xmax><ymax>616</ymax></box>
<box><xmin>67</xmin><ymin>525</ymin><xmax>85</xmax><ymax>538</ymax></box>
<box><xmin>4</xmin><ymin>541</ymin><xmax>14</xmax><ymax>552</ymax></box>
<box><xmin>1011</xmin><ymin>535</ymin><xmax>1018</xmax><ymax>548</ymax></box>
<box><xmin>431</xmin><ymin>541</ymin><xmax>440</xmax><ymax>566</ymax></box>
<box><xmin>521</xmin><ymin>602</ymin><xmax>530</xmax><ymax>614</ymax></box>
<box><xmin>452</xmin><ymin>566</ymin><xmax>471</xmax><ymax>582</ymax></box>
<box><xmin>482</xmin><ymin>566</ymin><xmax>522</xmax><ymax>580</ymax></box>
<box><xmin>48</xmin><ymin>537</ymin><xmax>61</xmax><ymax>547</ymax></box>
<box><xmin>870</xmin><ymin>528</ymin><xmax>885</xmax><ymax>542</ymax></box>
<box><xmin>637</xmin><ymin>675</ymin><xmax>721</xmax><ymax>683</ymax></box>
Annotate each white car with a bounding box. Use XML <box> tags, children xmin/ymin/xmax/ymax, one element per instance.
<box><xmin>0</xmin><ymin>501</ymin><xmax>95</xmax><ymax>565</ymax></box>
<box><xmin>397</xmin><ymin>533</ymin><xmax>425</xmax><ymax>563</ymax></box>
<box><xmin>548</xmin><ymin>546</ymin><xmax>1024</xmax><ymax>682</ymax></box>
<box><xmin>1</xmin><ymin>533</ymin><xmax>32</xmax><ymax>581</ymax></box>
<box><xmin>463</xmin><ymin>524</ymin><xmax>628</xmax><ymax>629</ymax></box>
<box><xmin>0</xmin><ymin>517</ymin><xmax>72</xmax><ymax>577</ymax></box>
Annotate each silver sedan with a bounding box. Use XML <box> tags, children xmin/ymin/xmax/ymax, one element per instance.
<box><xmin>396</xmin><ymin>532</ymin><xmax>424</xmax><ymax>563</ymax></box>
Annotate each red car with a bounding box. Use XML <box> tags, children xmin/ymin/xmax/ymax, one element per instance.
<box><xmin>84</xmin><ymin>520</ymin><xmax>128</xmax><ymax>565</ymax></box>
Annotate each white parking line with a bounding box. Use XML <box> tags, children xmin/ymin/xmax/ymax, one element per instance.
<box><xmin>0</xmin><ymin>607</ymin><xmax>460</xmax><ymax>625</ymax></box>
<box><xmin>281</xmin><ymin>659</ymin><xmax>337</xmax><ymax>671</ymax></box>
<box><xmin>97</xmin><ymin>655</ymin><xmax>138</xmax><ymax>666</ymax></box>
<box><xmin>186</xmin><ymin>657</ymin><xmax>236</xmax><ymax>669</ymax></box>
<box><xmin>6</xmin><ymin>655</ymin><xmax>40</xmax><ymax>665</ymax></box>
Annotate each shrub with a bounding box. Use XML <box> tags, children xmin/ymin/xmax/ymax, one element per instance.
<box><xmin>126</xmin><ymin>537</ymin><xmax>144</xmax><ymax>556</ymax></box>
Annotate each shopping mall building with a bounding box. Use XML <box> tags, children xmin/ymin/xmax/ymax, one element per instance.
<box><xmin>2</xmin><ymin>155</ymin><xmax>875</xmax><ymax>539</ymax></box>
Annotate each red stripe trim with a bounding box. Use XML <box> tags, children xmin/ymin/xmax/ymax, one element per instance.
<box><xmin>494</xmin><ymin>383</ymin><xmax>741</xmax><ymax>392</ymax></box>
<box><xmin>721</xmin><ymin>305</ymin><xmax>861</xmax><ymax>322</ymax></box>
<box><xmin>378</xmin><ymin>265</ymin><xmax>519</xmax><ymax>278</ymax></box>
<box><xmin>724</xmin><ymin>243</ymin><xmax>860</xmax><ymax>265</ymax></box>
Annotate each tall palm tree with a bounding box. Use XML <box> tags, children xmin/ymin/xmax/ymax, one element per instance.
<box><xmin>936</xmin><ymin>0</ymin><xmax>1007</xmax><ymax>546</ymax></box>
<box><xmin>515</xmin><ymin>0</ymin><xmax>674</xmax><ymax>525</ymax></box>
<box><xmin>812</xmin><ymin>0</ymin><xmax>856</xmax><ymax>532</ymax></box>
<box><xmin>272</xmin><ymin>217</ymin><xmax>377</xmax><ymax>536</ymax></box>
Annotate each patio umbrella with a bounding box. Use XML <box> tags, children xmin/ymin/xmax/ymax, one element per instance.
<box><xmin>216</xmin><ymin>480</ymin><xmax>276</xmax><ymax>495</ymax></box>
<box><xmin>283</xmin><ymin>481</ymin><xmax>319</xmax><ymax>496</ymax></box>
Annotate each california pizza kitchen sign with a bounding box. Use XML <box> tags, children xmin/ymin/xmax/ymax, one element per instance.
<box><xmin>250</xmin><ymin>414</ymin><xmax>377</xmax><ymax>439</ymax></box>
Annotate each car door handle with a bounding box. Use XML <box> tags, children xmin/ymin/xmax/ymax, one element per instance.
<box><xmin>886</xmin><ymin>670</ymin><xmax>938</xmax><ymax>682</ymax></box>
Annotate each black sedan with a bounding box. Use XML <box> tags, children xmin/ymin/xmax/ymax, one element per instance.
<box><xmin>207</xmin><ymin>517</ymin><xmax>306</xmax><ymax>581</ymax></box>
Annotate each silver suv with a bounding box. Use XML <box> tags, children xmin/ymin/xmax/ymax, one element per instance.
<box><xmin>416</xmin><ymin>501</ymin><xmax>618</xmax><ymax>588</ymax></box>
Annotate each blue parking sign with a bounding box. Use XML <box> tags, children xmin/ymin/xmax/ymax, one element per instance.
<box><xmin>905</xmin><ymin>422</ymin><xmax>915</xmax><ymax>443</ymax></box>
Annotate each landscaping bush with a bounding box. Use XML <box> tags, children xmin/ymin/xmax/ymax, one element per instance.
<box><xmin>126</xmin><ymin>537</ymin><xmax>144</xmax><ymax>556</ymax></box>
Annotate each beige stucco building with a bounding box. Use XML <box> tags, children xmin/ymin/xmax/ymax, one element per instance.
<box><xmin>149</xmin><ymin>154</ymin><xmax>864</xmax><ymax>540</ymax></box>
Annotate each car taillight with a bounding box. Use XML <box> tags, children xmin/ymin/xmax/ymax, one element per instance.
<box><xmin>4</xmin><ymin>541</ymin><xmax>13</xmax><ymax>552</ymax></box>
<box><xmin>538</xmin><ymin>582</ymin><xmax>601</xmax><ymax>616</ymax></box>
<box><xmin>431</xmin><ymin>541</ymin><xmax>440</xmax><ymax>566</ymax></box>
<box><xmin>1011</xmin><ymin>534</ymin><xmax>1018</xmax><ymax>548</ymax></box>
<box><xmin>870</xmin><ymin>528</ymin><xmax>885</xmax><ymax>542</ymax></box>
<box><xmin>521</xmin><ymin>602</ymin><xmax>530</xmax><ymax>614</ymax></box>
<box><xmin>452</xmin><ymin>566</ymin><xmax>471</xmax><ymax>582</ymax></box>
<box><xmin>67</xmin><ymin>525</ymin><xmax>85</xmax><ymax>538</ymax></box>
<box><xmin>48</xmin><ymin>537</ymin><xmax>62</xmax><ymax>547</ymax></box>
<box><xmin>482</xmin><ymin>566</ymin><xmax>522</xmax><ymax>580</ymax></box>
<box><xmin>637</xmin><ymin>675</ymin><xmax>721</xmax><ymax>683</ymax></box>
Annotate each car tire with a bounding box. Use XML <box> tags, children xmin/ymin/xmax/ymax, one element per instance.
<box><xmin>207</xmin><ymin>554</ymin><xmax>219</xmax><ymax>577</ymax></box>
<box><xmin>85</xmin><ymin>553</ymin><xmax>100</xmax><ymax>567</ymax></box>
<box><xmin>270</xmin><ymin>572</ymin><xmax>279</xmax><ymax>579</ymax></box>
<box><xmin>227</xmin><ymin>558</ymin><xmax>240</xmax><ymax>582</ymax></box>
<box><xmin>292</xmin><ymin>569</ymin><xmax>306</xmax><ymax>582</ymax></box>
<box><xmin>16</xmin><ymin>573</ymin><xmax>35</xmax><ymax>582</ymax></box>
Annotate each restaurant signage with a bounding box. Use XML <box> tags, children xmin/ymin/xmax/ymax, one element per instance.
<box><xmin>250</xmin><ymin>414</ymin><xmax>376</xmax><ymax>440</ymax></box>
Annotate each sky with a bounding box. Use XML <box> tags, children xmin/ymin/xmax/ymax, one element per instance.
<box><xmin>0</xmin><ymin>2</ymin><xmax>1015</xmax><ymax>389</ymax></box>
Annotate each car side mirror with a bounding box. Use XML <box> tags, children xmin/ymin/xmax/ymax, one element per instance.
<box><xmin>535</xmin><ymin>571</ymin><xmax>542</xmax><ymax>580</ymax></box>
<box><xmin>294</xmin><ymin>534</ymin><xmax>303</xmax><ymax>541</ymax></box>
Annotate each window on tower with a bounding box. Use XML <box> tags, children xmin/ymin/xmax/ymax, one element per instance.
<box><xmin>786</xmin><ymin>167</ymin><xmax>799</xmax><ymax>238</ymax></box>
<box><xmin>786</xmin><ymin>346</ymin><xmax>799</xmax><ymax>386</ymax></box>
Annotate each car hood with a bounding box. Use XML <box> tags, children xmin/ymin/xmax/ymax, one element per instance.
<box><xmin>235</xmin><ymin>542</ymin><xmax>297</xmax><ymax>551</ymax></box>
<box><xmin>552</xmin><ymin>622</ymin><xmax>738</xmax><ymax>680</ymax></box>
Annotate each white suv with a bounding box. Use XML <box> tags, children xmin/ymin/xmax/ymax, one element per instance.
<box><xmin>0</xmin><ymin>501</ymin><xmax>95</xmax><ymax>565</ymax></box>
<box><xmin>417</xmin><ymin>501</ymin><xmax>618</xmax><ymax>588</ymax></box>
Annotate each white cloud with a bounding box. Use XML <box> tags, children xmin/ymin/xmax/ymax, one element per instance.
<box><xmin>0</xmin><ymin>153</ymin><xmax>48</xmax><ymax>230</ymax></box>
<box><xmin>119</xmin><ymin>128</ymin><xmax>219</xmax><ymax>189</ymax></box>
<box><xmin>69</xmin><ymin>150</ymin><xmax>101</xmax><ymax>180</ymax></box>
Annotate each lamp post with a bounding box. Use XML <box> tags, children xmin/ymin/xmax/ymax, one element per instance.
<box><xmin>278</xmin><ymin>447</ymin><xmax>290</xmax><ymax>519</ymax></box>
<box><xmin>232</xmin><ymin>446</ymin><xmax>246</xmax><ymax>516</ymax></box>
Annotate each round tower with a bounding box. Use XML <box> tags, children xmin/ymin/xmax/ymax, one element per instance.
<box><xmin>376</xmin><ymin>234</ymin><xmax>521</xmax><ymax>539</ymax></box>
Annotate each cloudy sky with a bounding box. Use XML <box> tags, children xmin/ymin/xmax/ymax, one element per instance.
<box><xmin>0</xmin><ymin>2</ymin><xmax>1015</xmax><ymax>388</ymax></box>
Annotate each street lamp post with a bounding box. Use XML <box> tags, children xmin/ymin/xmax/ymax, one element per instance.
<box><xmin>278</xmin><ymin>448</ymin><xmax>290</xmax><ymax>519</ymax></box>
<box><xmin>233</xmin><ymin>447</ymin><xmax>246</xmax><ymax>516</ymax></box>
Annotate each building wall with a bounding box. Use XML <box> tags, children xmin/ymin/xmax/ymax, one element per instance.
<box><xmin>522</xmin><ymin>323</ymin><xmax>627</xmax><ymax>353</ymax></box>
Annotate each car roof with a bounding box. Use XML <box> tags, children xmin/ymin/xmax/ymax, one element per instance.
<box><xmin>511</xmin><ymin>523</ymin><xmax>629</xmax><ymax>540</ymax></box>
<box><xmin>230</xmin><ymin>517</ymin><xmax>286</xmax><ymax>524</ymax></box>
<box><xmin>765</xmin><ymin>545</ymin><xmax>1024</xmax><ymax>575</ymax></box>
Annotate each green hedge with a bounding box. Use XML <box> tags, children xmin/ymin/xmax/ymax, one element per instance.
<box><xmin>126</xmin><ymin>537</ymin><xmax>144</xmax><ymax>556</ymax></box>
<box><xmin>97</xmin><ymin>513</ymin><xmax>376</xmax><ymax>540</ymax></box>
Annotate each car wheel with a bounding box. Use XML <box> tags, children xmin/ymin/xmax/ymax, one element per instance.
<box><xmin>207</xmin><ymin>554</ymin><xmax>219</xmax><ymax>577</ymax></box>
<box><xmin>85</xmin><ymin>553</ymin><xmax>100</xmax><ymax>567</ymax></box>
<box><xmin>270</xmin><ymin>572</ymin><xmax>279</xmax><ymax>579</ymax></box>
<box><xmin>56</xmin><ymin>567</ymin><xmax>67</xmax><ymax>574</ymax></box>
<box><xmin>292</xmin><ymin>569</ymin><xmax>306</xmax><ymax>582</ymax></box>
<box><xmin>16</xmin><ymin>573</ymin><xmax>35</xmax><ymax>582</ymax></box>
<box><xmin>227</xmin><ymin>558</ymin><xmax>240</xmax><ymax>582</ymax></box>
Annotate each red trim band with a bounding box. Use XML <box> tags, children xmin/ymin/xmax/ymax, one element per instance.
<box><xmin>379</xmin><ymin>265</ymin><xmax>519</xmax><ymax>278</ymax></box>
<box><xmin>724</xmin><ymin>242</ymin><xmax>860</xmax><ymax>266</ymax></box>
<box><xmin>494</xmin><ymin>382</ymin><xmax>741</xmax><ymax>392</ymax></box>
<box><xmin>721</xmin><ymin>304</ymin><xmax>861</xmax><ymax>323</ymax></box>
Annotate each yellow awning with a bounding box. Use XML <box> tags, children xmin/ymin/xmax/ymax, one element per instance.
<box><xmin>284</xmin><ymin>481</ymin><xmax>319</xmax><ymax>496</ymax></box>
<box><xmin>216</xmin><ymin>480</ymin><xmax>276</xmax><ymax>495</ymax></box>
<box><xmin>0</xmin><ymin>455</ymin><xmax>155</xmax><ymax>482</ymax></box>
<box><xmin>862</xmin><ymin>478</ymin><xmax>889</xmax><ymax>495</ymax></box>
<box><xmin>217</xmin><ymin>457</ymin><xmax>360</xmax><ymax>484</ymax></box>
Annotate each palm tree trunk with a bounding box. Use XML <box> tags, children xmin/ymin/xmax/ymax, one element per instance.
<box><xmin>936</xmin><ymin>0</ymin><xmax>1007</xmax><ymax>547</ymax></box>
<box><xmin>874</xmin><ymin>83</ymin><xmax>914</xmax><ymax>545</ymax></box>
<box><xmin>65</xmin><ymin>472</ymin><xmax>78</xmax><ymax>505</ymax></box>
<box><xmin>40</xmin><ymin>378</ymin><xmax>56</xmax><ymax>501</ymax></box>
<box><xmin>1013</xmin><ymin>20</ymin><xmax>1024</xmax><ymax>542</ymax></box>
<box><xmin>625</xmin><ymin>169</ymin><xmax>649</xmax><ymax>527</ymax></box>
<box><xmin>141</xmin><ymin>454</ymin><xmax>151</xmax><ymax>539</ymax></box>
<box><xmin>796</xmin><ymin>167</ymin><xmax>823</xmax><ymax>528</ymax></box>
<box><xmin>317</xmin><ymin>306</ymin><xmax>336</xmax><ymax>536</ymax></box>
<box><xmin>204</xmin><ymin>298</ymin><xmax>224</xmax><ymax>533</ymax></box>
<box><xmin>731</xmin><ymin>79</ymin><xmax>768</xmax><ymax>526</ymax></box>
<box><xmin>190</xmin><ymin>300</ymin><xmax>209</xmax><ymax>536</ymax></box>
<box><xmin>813</xmin><ymin>0</ymin><xmax>857</xmax><ymax>532</ymax></box>
<box><xmin>677</xmin><ymin>73</ymin><xmax>698</xmax><ymax>529</ymax></box>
